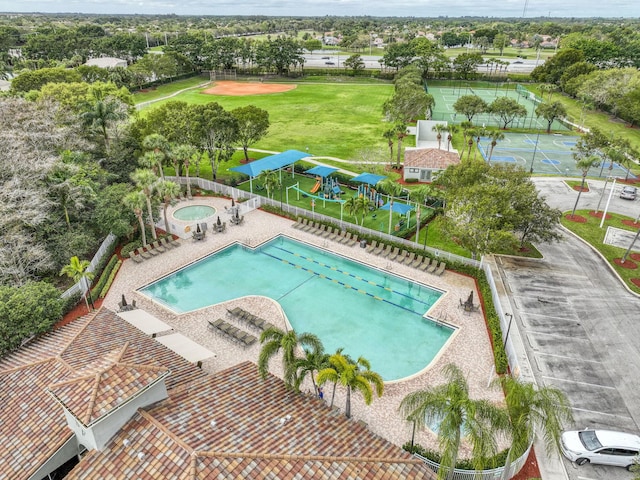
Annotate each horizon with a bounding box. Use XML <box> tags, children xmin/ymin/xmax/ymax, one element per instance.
<box><xmin>1</xmin><ymin>0</ymin><xmax>639</xmax><ymax>19</ymax></box>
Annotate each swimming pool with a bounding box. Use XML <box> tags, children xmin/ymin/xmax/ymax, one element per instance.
<box><xmin>140</xmin><ymin>236</ymin><xmax>453</xmax><ymax>381</ymax></box>
<box><xmin>173</xmin><ymin>205</ymin><xmax>216</xmax><ymax>221</ymax></box>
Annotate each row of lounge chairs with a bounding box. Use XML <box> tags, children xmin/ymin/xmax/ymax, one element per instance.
<box><xmin>129</xmin><ymin>237</ymin><xmax>181</xmax><ymax>263</ymax></box>
<box><xmin>366</xmin><ymin>240</ymin><xmax>447</xmax><ymax>276</ymax></box>
<box><xmin>207</xmin><ymin>318</ymin><xmax>257</xmax><ymax>347</ymax></box>
<box><xmin>292</xmin><ymin>218</ymin><xmax>359</xmax><ymax>246</ymax></box>
<box><xmin>226</xmin><ymin>307</ymin><xmax>274</xmax><ymax>331</ymax></box>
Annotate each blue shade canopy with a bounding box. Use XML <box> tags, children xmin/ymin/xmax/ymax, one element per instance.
<box><xmin>379</xmin><ymin>202</ymin><xmax>414</xmax><ymax>215</ymax></box>
<box><xmin>351</xmin><ymin>173</ymin><xmax>386</xmax><ymax>185</ymax></box>
<box><xmin>306</xmin><ymin>166</ymin><xmax>338</xmax><ymax>177</ymax></box>
<box><xmin>230</xmin><ymin>149</ymin><xmax>310</xmax><ymax>177</ymax></box>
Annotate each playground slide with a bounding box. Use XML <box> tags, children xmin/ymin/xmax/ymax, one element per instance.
<box><xmin>310</xmin><ymin>180</ymin><xmax>321</xmax><ymax>194</ymax></box>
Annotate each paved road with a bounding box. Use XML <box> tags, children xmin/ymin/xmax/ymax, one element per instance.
<box><xmin>495</xmin><ymin>178</ymin><xmax>640</xmax><ymax>480</ymax></box>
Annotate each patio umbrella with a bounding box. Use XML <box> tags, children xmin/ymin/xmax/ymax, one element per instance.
<box><xmin>466</xmin><ymin>290</ymin><xmax>474</xmax><ymax>307</ymax></box>
<box><xmin>196</xmin><ymin>223</ymin><xmax>201</xmax><ymax>233</ymax></box>
<box><xmin>121</xmin><ymin>294</ymin><xmax>128</xmax><ymax>307</ymax></box>
<box><xmin>216</xmin><ymin>216</ymin><xmax>222</xmax><ymax>226</ymax></box>
<box><xmin>235</xmin><ymin>210</ymin><xmax>240</xmax><ymax>219</ymax></box>
<box><xmin>231</xmin><ymin>198</ymin><xmax>235</xmax><ymax>207</ymax></box>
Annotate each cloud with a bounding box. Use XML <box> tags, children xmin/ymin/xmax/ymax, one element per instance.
<box><xmin>1</xmin><ymin>0</ymin><xmax>638</xmax><ymax>17</ymax></box>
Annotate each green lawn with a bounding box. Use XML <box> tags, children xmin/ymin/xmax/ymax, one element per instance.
<box><xmin>139</xmin><ymin>82</ymin><xmax>394</xmax><ymax>160</ymax></box>
<box><xmin>133</xmin><ymin>76</ymin><xmax>210</xmax><ymax>104</ymax></box>
<box><xmin>561</xmin><ymin>209</ymin><xmax>640</xmax><ymax>294</ymax></box>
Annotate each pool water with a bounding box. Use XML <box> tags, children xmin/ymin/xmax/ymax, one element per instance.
<box><xmin>140</xmin><ymin>236</ymin><xmax>453</xmax><ymax>381</ymax></box>
<box><xmin>173</xmin><ymin>205</ymin><xmax>216</xmax><ymax>221</ymax></box>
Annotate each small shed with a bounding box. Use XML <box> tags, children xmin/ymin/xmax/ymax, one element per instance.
<box><xmin>85</xmin><ymin>57</ymin><xmax>128</xmax><ymax>69</ymax></box>
<box><xmin>403</xmin><ymin>148</ymin><xmax>461</xmax><ymax>183</ymax></box>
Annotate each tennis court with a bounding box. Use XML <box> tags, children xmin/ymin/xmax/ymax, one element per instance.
<box><xmin>477</xmin><ymin>132</ymin><xmax>636</xmax><ymax>178</ymax></box>
<box><xmin>428</xmin><ymin>84</ymin><xmax>570</xmax><ymax>131</ymax></box>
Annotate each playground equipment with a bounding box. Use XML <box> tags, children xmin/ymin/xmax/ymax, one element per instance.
<box><xmin>310</xmin><ymin>177</ymin><xmax>321</xmax><ymax>194</ymax></box>
<box><xmin>310</xmin><ymin>175</ymin><xmax>343</xmax><ymax>199</ymax></box>
<box><xmin>357</xmin><ymin>184</ymin><xmax>384</xmax><ymax>208</ymax></box>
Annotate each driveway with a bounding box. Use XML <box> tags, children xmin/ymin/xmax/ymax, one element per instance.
<box><xmin>494</xmin><ymin>178</ymin><xmax>640</xmax><ymax>480</ymax></box>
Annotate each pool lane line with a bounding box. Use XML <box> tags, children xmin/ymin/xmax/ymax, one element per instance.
<box><xmin>266</xmin><ymin>251</ymin><xmax>428</xmax><ymax>316</ymax></box>
<box><xmin>267</xmin><ymin>245</ymin><xmax>435</xmax><ymax>308</ymax></box>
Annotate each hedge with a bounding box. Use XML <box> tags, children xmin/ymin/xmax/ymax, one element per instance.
<box><xmin>403</xmin><ymin>442</ymin><xmax>510</xmax><ymax>471</ymax></box>
<box><xmin>89</xmin><ymin>254</ymin><xmax>119</xmax><ymax>303</ymax></box>
<box><xmin>99</xmin><ymin>260</ymin><xmax>122</xmax><ymax>298</ymax></box>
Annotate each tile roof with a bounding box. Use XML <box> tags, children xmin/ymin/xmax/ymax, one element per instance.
<box><xmin>48</xmin><ymin>362</ymin><xmax>170</xmax><ymax>426</ymax></box>
<box><xmin>0</xmin><ymin>308</ymin><xmax>206</xmax><ymax>480</ymax></box>
<box><xmin>65</xmin><ymin>362</ymin><xmax>435</xmax><ymax>479</ymax></box>
<box><xmin>404</xmin><ymin>148</ymin><xmax>461</xmax><ymax>170</ymax></box>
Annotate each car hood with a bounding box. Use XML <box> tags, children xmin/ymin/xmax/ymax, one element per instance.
<box><xmin>561</xmin><ymin>431</ymin><xmax>585</xmax><ymax>453</ymax></box>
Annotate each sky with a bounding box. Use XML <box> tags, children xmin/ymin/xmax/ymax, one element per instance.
<box><xmin>1</xmin><ymin>0</ymin><xmax>639</xmax><ymax>18</ymax></box>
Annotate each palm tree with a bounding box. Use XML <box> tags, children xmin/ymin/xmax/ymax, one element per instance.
<box><xmin>570</xmin><ymin>155</ymin><xmax>600</xmax><ymax>218</ymax></box>
<box><xmin>409</xmin><ymin>185</ymin><xmax>432</xmax><ymax>242</ymax></box>
<box><xmin>171</xmin><ymin>144</ymin><xmax>197</xmax><ymax>196</ymax></box>
<box><xmin>473</xmin><ymin>127</ymin><xmax>488</xmax><ymax>161</ymax></box>
<box><xmin>465</xmin><ymin>128</ymin><xmax>477</xmax><ymax>160</ymax></box>
<box><xmin>80</xmin><ymin>97</ymin><xmax>127</xmax><ymax>152</ymax></box>
<box><xmin>131</xmin><ymin>169</ymin><xmax>159</xmax><ymax>241</ymax></box>
<box><xmin>432</xmin><ymin>123</ymin><xmax>447</xmax><ymax>150</ymax></box>
<box><xmin>394</xmin><ymin>123</ymin><xmax>408</xmax><ymax>168</ymax></box>
<box><xmin>344</xmin><ymin>196</ymin><xmax>360</xmax><ymax>225</ymax></box>
<box><xmin>156</xmin><ymin>180</ymin><xmax>180</xmax><ymax>236</ymax></box>
<box><xmin>383</xmin><ymin>128</ymin><xmax>395</xmax><ymax>164</ymax></box>
<box><xmin>317</xmin><ymin>352</ymin><xmax>384</xmax><ymax>419</ymax></box>
<box><xmin>377</xmin><ymin>178</ymin><xmax>404</xmax><ymax>235</ymax></box>
<box><xmin>355</xmin><ymin>195</ymin><xmax>372</xmax><ymax>225</ymax></box>
<box><xmin>258</xmin><ymin>326</ymin><xmax>322</xmax><ymax>389</ymax></box>
<box><xmin>487</xmin><ymin>130</ymin><xmax>505</xmax><ymax>162</ymax></box>
<box><xmin>124</xmin><ymin>191</ymin><xmax>148</xmax><ymax>246</ymax></box>
<box><xmin>60</xmin><ymin>256</ymin><xmax>95</xmax><ymax>313</ymax></box>
<box><xmin>399</xmin><ymin>363</ymin><xmax>508</xmax><ymax>479</ymax></box>
<box><xmin>257</xmin><ymin>169</ymin><xmax>280</xmax><ymax>199</ymax></box>
<box><xmin>139</xmin><ymin>151</ymin><xmax>165</xmax><ymax>178</ymax></box>
<box><xmin>142</xmin><ymin>133</ymin><xmax>170</xmax><ymax>179</ymax></box>
<box><xmin>496</xmin><ymin>375</ymin><xmax>574</xmax><ymax>480</ymax></box>
<box><xmin>446</xmin><ymin>125</ymin><xmax>459</xmax><ymax>152</ymax></box>
<box><xmin>292</xmin><ymin>346</ymin><xmax>329</xmax><ymax>395</ymax></box>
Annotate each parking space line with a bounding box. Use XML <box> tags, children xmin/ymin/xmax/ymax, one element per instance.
<box><xmin>570</xmin><ymin>406</ymin><xmax>633</xmax><ymax>420</ymax></box>
<box><xmin>537</xmin><ymin>352</ymin><xmax>602</xmax><ymax>363</ymax></box>
<box><xmin>541</xmin><ymin>375</ymin><xmax>617</xmax><ymax>390</ymax></box>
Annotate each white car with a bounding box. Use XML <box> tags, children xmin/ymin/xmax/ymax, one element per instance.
<box><xmin>561</xmin><ymin>429</ymin><xmax>640</xmax><ymax>470</ymax></box>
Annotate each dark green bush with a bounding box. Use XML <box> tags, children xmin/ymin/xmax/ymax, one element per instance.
<box><xmin>99</xmin><ymin>260</ymin><xmax>122</xmax><ymax>298</ymax></box>
<box><xmin>89</xmin><ymin>254</ymin><xmax>119</xmax><ymax>302</ymax></box>
<box><xmin>403</xmin><ymin>442</ymin><xmax>509</xmax><ymax>471</ymax></box>
<box><xmin>121</xmin><ymin>240</ymin><xmax>142</xmax><ymax>257</ymax></box>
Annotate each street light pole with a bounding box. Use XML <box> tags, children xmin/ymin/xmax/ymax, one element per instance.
<box><xmin>503</xmin><ymin>313</ymin><xmax>513</xmax><ymax>350</ymax></box>
<box><xmin>529</xmin><ymin>131</ymin><xmax>541</xmax><ymax>173</ymax></box>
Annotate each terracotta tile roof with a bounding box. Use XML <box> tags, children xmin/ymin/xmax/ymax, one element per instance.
<box><xmin>48</xmin><ymin>362</ymin><xmax>170</xmax><ymax>426</ymax></box>
<box><xmin>405</xmin><ymin>148</ymin><xmax>461</xmax><ymax>170</ymax></box>
<box><xmin>0</xmin><ymin>308</ymin><xmax>206</xmax><ymax>480</ymax></box>
<box><xmin>0</xmin><ymin>358</ymin><xmax>74</xmax><ymax>479</ymax></box>
<box><xmin>66</xmin><ymin>362</ymin><xmax>435</xmax><ymax>479</ymax></box>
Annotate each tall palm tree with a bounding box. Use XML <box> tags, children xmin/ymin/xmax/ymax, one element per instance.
<box><xmin>124</xmin><ymin>191</ymin><xmax>148</xmax><ymax>246</ymax></box>
<box><xmin>394</xmin><ymin>122</ymin><xmax>408</xmax><ymax>168</ymax></box>
<box><xmin>496</xmin><ymin>375</ymin><xmax>574</xmax><ymax>480</ymax></box>
<box><xmin>487</xmin><ymin>130</ymin><xmax>505</xmax><ymax>162</ymax></box>
<box><xmin>257</xmin><ymin>169</ymin><xmax>280</xmax><ymax>199</ymax></box>
<box><xmin>383</xmin><ymin>128</ymin><xmax>395</xmax><ymax>164</ymax></box>
<box><xmin>399</xmin><ymin>363</ymin><xmax>508</xmax><ymax>479</ymax></box>
<box><xmin>156</xmin><ymin>180</ymin><xmax>180</xmax><ymax>236</ymax></box>
<box><xmin>142</xmin><ymin>134</ymin><xmax>170</xmax><ymax>179</ymax></box>
<box><xmin>258</xmin><ymin>326</ymin><xmax>322</xmax><ymax>389</ymax></box>
<box><xmin>465</xmin><ymin>128</ymin><xmax>477</xmax><ymax>160</ymax></box>
<box><xmin>409</xmin><ymin>185</ymin><xmax>432</xmax><ymax>242</ymax></box>
<box><xmin>446</xmin><ymin>125</ymin><xmax>459</xmax><ymax>152</ymax></box>
<box><xmin>570</xmin><ymin>155</ymin><xmax>600</xmax><ymax>218</ymax></box>
<box><xmin>317</xmin><ymin>352</ymin><xmax>384</xmax><ymax>419</ymax></box>
<box><xmin>80</xmin><ymin>98</ymin><xmax>127</xmax><ymax>152</ymax></box>
<box><xmin>432</xmin><ymin>123</ymin><xmax>447</xmax><ymax>150</ymax></box>
<box><xmin>355</xmin><ymin>195</ymin><xmax>372</xmax><ymax>226</ymax></box>
<box><xmin>377</xmin><ymin>178</ymin><xmax>404</xmax><ymax>235</ymax></box>
<box><xmin>60</xmin><ymin>256</ymin><xmax>95</xmax><ymax>313</ymax></box>
<box><xmin>171</xmin><ymin>144</ymin><xmax>197</xmax><ymax>196</ymax></box>
<box><xmin>473</xmin><ymin>127</ymin><xmax>488</xmax><ymax>161</ymax></box>
<box><xmin>139</xmin><ymin>151</ymin><xmax>165</xmax><ymax>178</ymax></box>
<box><xmin>292</xmin><ymin>346</ymin><xmax>329</xmax><ymax>395</ymax></box>
<box><xmin>131</xmin><ymin>169</ymin><xmax>159</xmax><ymax>241</ymax></box>
<box><xmin>344</xmin><ymin>196</ymin><xmax>360</xmax><ymax>225</ymax></box>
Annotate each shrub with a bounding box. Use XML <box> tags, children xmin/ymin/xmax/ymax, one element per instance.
<box><xmin>99</xmin><ymin>260</ymin><xmax>122</xmax><ymax>298</ymax></box>
<box><xmin>121</xmin><ymin>240</ymin><xmax>142</xmax><ymax>257</ymax></box>
<box><xmin>405</xmin><ymin>178</ymin><xmax>419</xmax><ymax>183</ymax></box>
<box><xmin>403</xmin><ymin>442</ymin><xmax>509</xmax><ymax>471</ymax></box>
<box><xmin>89</xmin><ymin>254</ymin><xmax>119</xmax><ymax>302</ymax></box>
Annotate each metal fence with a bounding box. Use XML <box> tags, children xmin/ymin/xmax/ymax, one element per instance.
<box><xmin>61</xmin><ymin>233</ymin><xmax>118</xmax><ymax>299</ymax></box>
<box><xmin>167</xmin><ymin>176</ymin><xmax>480</xmax><ymax>269</ymax></box>
<box><xmin>415</xmin><ymin>442</ymin><xmax>532</xmax><ymax>480</ymax></box>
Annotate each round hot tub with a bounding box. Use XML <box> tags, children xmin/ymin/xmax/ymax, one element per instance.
<box><xmin>173</xmin><ymin>205</ymin><xmax>217</xmax><ymax>221</ymax></box>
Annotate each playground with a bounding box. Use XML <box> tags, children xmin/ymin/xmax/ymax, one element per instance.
<box><xmin>479</xmin><ymin>132</ymin><xmax>636</xmax><ymax>178</ymax></box>
<box><xmin>428</xmin><ymin>84</ymin><xmax>570</xmax><ymax>131</ymax></box>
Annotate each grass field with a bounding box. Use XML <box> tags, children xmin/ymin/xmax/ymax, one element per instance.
<box><xmin>132</xmin><ymin>76</ymin><xmax>209</xmax><ymax>103</ymax></box>
<box><xmin>140</xmin><ymin>81</ymin><xmax>394</xmax><ymax>160</ymax></box>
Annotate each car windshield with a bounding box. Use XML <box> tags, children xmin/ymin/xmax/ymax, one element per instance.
<box><xmin>579</xmin><ymin>430</ymin><xmax>603</xmax><ymax>451</ymax></box>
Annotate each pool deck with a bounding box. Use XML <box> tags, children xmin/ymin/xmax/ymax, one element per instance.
<box><xmin>105</xmin><ymin>196</ymin><xmax>503</xmax><ymax>454</ymax></box>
